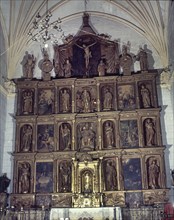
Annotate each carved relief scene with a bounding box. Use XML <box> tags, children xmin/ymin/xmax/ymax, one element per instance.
<box><xmin>77</xmin><ymin>122</ymin><xmax>96</xmax><ymax>152</ymax></box>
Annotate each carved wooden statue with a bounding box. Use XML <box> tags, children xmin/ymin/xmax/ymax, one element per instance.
<box><xmin>21</xmin><ymin>52</ymin><xmax>36</xmax><ymax>79</ymax></box>
<box><xmin>136</xmin><ymin>46</ymin><xmax>148</xmax><ymax>71</ymax></box>
<box><xmin>20</xmin><ymin>125</ymin><xmax>32</xmax><ymax>152</ymax></box>
<box><xmin>140</xmin><ymin>84</ymin><xmax>151</xmax><ymax>108</ymax></box>
<box><xmin>104</xmin><ymin>160</ymin><xmax>117</xmax><ymax>191</ymax></box>
<box><xmin>147</xmin><ymin>159</ymin><xmax>160</xmax><ymax>189</ymax></box>
<box><xmin>144</xmin><ymin>118</ymin><xmax>156</xmax><ymax>146</ymax></box>
<box><xmin>22</xmin><ymin>90</ymin><xmax>33</xmax><ymax>114</ymax></box>
<box><xmin>103</xmin><ymin>121</ymin><xmax>115</xmax><ymax>148</ymax></box>
<box><xmin>18</xmin><ymin>163</ymin><xmax>30</xmax><ymax>194</ymax></box>
<box><xmin>103</xmin><ymin>88</ymin><xmax>113</xmax><ymax>110</ymax></box>
<box><xmin>60</xmin><ymin>123</ymin><xmax>71</xmax><ymax>150</ymax></box>
<box><xmin>119</xmin><ymin>45</ymin><xmax>133</xmax><ymax>75</ymax></box>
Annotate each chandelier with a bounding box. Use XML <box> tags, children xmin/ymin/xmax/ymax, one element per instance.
<box><xmin>28</xmin><ymin>0</ymin><xmax>65</xmax><ymax>47</ymax></box>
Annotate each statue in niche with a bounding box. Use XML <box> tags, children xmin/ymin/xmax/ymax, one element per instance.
<box><xmin>98</xmin><ymin>59</ymin><xmax>106</xmax><ymax>76</ymax></box>
<box><xmin>119</xmin><ymin>45</ymin><xmax>133</xmax><ymax>75</ymax></box>
<box><xmin>147</xmin><ymin>159</ymin><xmax>160</xmax><ymax>189</ymax></box>
<box><xmin>140</xmin><ymin>84</ymin><xmax>151</xmax><ymax>108</ymax></box>
<box><xmin>103</xmin><ymin>121</ymin><xmax>115</xmax><ymax>148</ymax></box>
<box><xmin>21</xmin><ymin>52</ymin><xmax>36</xmax><ymax>79</ymax></box>
<box><xmin>22</xmin><ymin>90</ymin><xmax>33</xmax><ymax>114</ymax></box>
<box><xmin>75</xmin><ymin>41</ymin><xmax>97</xmax><ymax>75</ymax></box>
<box><xmin>59</xmin><ymin>161</ymin><xmax>71</xmax><ymax>192</ymax></box>
<box><xmin>105</xmin><ymin>160</ymin><xmax>117</xmax><ymax>191</ymax></box>
<box><xmin>21</xmin><ymin>125</ymin><xmax>32</xmax><ymax>152</ymax></box>
<box><xmin>144</xmin><ymin>118</ymin><xmax>156</xmax><ymax>146</ymax></box>
<box><xmin>82</xmin><ymin>89</ymin><xmax>91</xmax><ymax>113</ymax></box>
<box><xmin>79</xmin><ymin>123</ymin><xmax>95</xmax><ymax>151</ymax></box>
<box><xmin>63</xmin><ymin>59</ymin><xmax>72</xmax><ymax>78</ymax></box>
<box><xmin>18</xmin><ymin>162</ymin><xmax>30</xmax><ymax>194</ymax></box>
<box><xmin>83</xmin><ymin>171</ymin><xmax>93</xmax><ymax>193</ymax></box>
<box><xmin>0</xmin><ymin>173</ymin><xmax>10</xmax><ymax>193</ymax></box>
<box><xmin>103</xmin><ymin>88</ymin><xmax>113</xmax><ymax>110</ymax></box>
<box><xmin>60</xmin><ymin>123</ymin><xmax>71</xmax><ymax>150</ymax></box>
<box><xmin>136</xmin><ymin>46</ymin><xmax>148</xmax><ymax>71</ymax></box>
<box><xmin>60</xmin><ymin>89</ymin><xmax>70</xmax><ymax>113</ymax></box>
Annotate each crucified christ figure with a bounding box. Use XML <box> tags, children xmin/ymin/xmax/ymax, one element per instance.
<box><xmin>76</xmin><ymin>41</ymin><xmax>96</xmax><ymax>71</ymax></box>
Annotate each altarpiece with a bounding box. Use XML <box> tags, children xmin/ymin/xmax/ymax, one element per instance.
<box><xmin>10</xmin><ymin>13</ymin><xmax>168</xmax><ymax>212</ymax></box>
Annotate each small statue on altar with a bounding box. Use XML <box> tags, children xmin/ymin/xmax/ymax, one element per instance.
<box><xmin>119</xmin><ymin>45</ymin><xmax>133</xmax><ymax>75</ymax></box>
<box><xmin>63</xmin><ymin>59</ymin><xmax>72</xmax><ymax>78</ymax></box>
<box><xmin>98</xmin><ymin>59</ymin><xmax>106</xmax><ymax>76</ymax></box>
<box><xmin>21</xmin><ymin>52</ymin><xmax>36</xmax><ymax>79</ymax></box>
<box><xmin>136</xmin><ymin>46</ymin><xmax>148</xmax><ymax>71</ymax></box>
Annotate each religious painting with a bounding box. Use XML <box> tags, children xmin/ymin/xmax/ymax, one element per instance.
<box><xmin>21</xmin><ymin>89</ymin><xmax>34</xmax><ymax>115</ymax></box>
<box><xmin>117</xmin><ymin>84</ymin><xmax>136</xmax><ymax>110</ymax></box>
<box><xmin>37</xmin><ymin>124</ymin><xmax>54</xmax><ymax>152</ymax></box>
<box><xmin>59</xmin><ymin>88</ymin><xmax>72</xmax><ymax>113</ymax></box>
<box><xmin>58</xmin><ymin>160</ymin><xmax>72</xmax><ymax>193</ymax></box>
<box><xmin>125</xmin><ymin>192</ymin><xmax>143</xmax><ymax>208</ymax></box>
<box><xmin>103</xmin><ymin>120</ymin><xmax>115</xmax><ymax>149</ymax></box>
<box><xmin>100</xmin><ymin>85</ymin><xmax>114</xmax><ymax>111</ymax></box>
<box><xmin>103</xmin><ymin>158</ymin><xmax>117</xmax><ymax>191</ymax></box>
<box><xmin>20</xmin><ymin>124</ymin><xmax>33</xmax><ymax>152</ymax></box>
<box><xmin>120</xmin><ymin>120</ymin><xmax>139</xmax><ymax>148</ymax></box>
<box><xmin>77</xmin><ymin>122</ymin><xmax>96</xmax><ymax>151</ymax></box>
<box><xmin>75</xmin><ymin>87</ymin><xmax>97</xmax><ymax>113</ymax></box>
<box><xmin>138</xmin><ymin>81</ymin><xmax>153</xmax><ymax>108</ymax></box>
<box><xmin>35</xmin><ymin>162</ymin><xmax>53</xmax><ymax>193</ymax></box>
<box><xmin>122</xmin><ymin>158</ymin><xmax>142</xmax><ymax>190</ymax></box>
<box><xmin>38</xmin><ymin>89</ymin><xmax>55</xmax><ymax>115</ymax></box>
<box><xmin>59</xmin><ymin>123</ymin><xmax>72</xmax><ymax>151</ymax></box>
